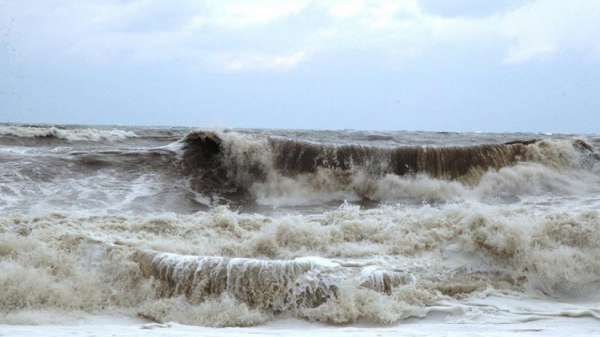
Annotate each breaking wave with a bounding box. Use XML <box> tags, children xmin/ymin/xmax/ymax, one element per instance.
<box><xmin>2</xmin><ymin>204</ymin><xmax>600</xmax><ymax>326</ymax></box>
<box><xmin>0</xmin><ymin>125</ymin><xmax>138</xmax><ymax>142</ymax></box>
<box><xmin>2</xmin><ymin>126</ymin><xmax>600</xmax><ymax>327</ymax></box>
<box><xmin>175</xmin><ymin>131</ymin><xmax>598</xmax><ymax>206</ymax></box>
<box><xmin>1</xmin><ymin>129</ymin><xmax>598</xmax><ymax>214</ymax></box>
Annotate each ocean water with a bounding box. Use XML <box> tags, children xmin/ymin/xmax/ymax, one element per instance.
<box><xmin>1</xmin><ymin>123</ymin><xmax>600</xmax><ymax>331</ymax></box>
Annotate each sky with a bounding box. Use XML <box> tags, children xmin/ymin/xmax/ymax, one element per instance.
<box><xmin>1</xmin><ymin>0</ymin><xmax>600</xmax><ymax>133</ymax></box>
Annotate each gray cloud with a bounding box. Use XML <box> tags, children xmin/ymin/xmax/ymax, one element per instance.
<box><xmin>1</xmin><ymin>0</ymin><xmax>599</xmax><ymax>132</ymax></box>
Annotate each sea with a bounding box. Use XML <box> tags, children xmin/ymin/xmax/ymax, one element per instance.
<box><xmin>1</xmin><ymin>123</ymin><xmax>600</xmax><ymax>336</ymax></box>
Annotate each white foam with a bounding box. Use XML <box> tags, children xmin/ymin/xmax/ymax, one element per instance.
<box><xmin>4</xmin><ymin>201</ymin><xmax>600</xmax><ymax>327</ymax></box>
<box><xmin>0</xmin><ymin>126</ymin><xmax>138</xmax><ymax>141</ymax></box>
<box><xmin>2</xmin><ymin>130</ymin><xmax>600</xmax><ymax>330</ymax></box>
<box><xmin>4</xmin><ymin>313</ymin><xmax>600</xmax><ymax>337</ymax></box>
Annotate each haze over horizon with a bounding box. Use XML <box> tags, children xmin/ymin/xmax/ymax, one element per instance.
<box><xmin>1</xmin><ymin>0</ymin><xmax>599</xmax><ymax>133</ymax></box>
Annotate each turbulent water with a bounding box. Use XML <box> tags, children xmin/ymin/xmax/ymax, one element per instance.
<box><xmin>2</xmin><ymin>123</ymin><xmax>600</xmax><ymax>327</ymax></box>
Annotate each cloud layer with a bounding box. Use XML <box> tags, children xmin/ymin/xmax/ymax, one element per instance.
<box><xmin>3</xmin><ymin>0</ymin><xmax>600</xmax><ymax>71</ymax></box>
<box><xmin>1</xmin><ymin>0</ymin><xmax>599</xmax><ymax>132</ymax></box>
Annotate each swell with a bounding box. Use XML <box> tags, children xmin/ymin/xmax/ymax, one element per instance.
<box><xmin>68</xmin><ymin>148</ymin><xmax>179</xmax><ymax>172</ymax></box>
<box><xmin>0</xmin><ymin>149</ymin><xmax>180</xmax><ymax>185</ymax></box>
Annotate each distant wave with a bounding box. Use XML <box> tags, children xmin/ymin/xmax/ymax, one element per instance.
<box><xmin>0</xmin><ymin>125</ymin><xmax>138</xmax><ymax>142</ymax></box>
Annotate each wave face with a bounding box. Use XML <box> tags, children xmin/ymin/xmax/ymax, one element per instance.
<box><xmin>178</xmin><ymin>131</ymin><xmax>597</xmax><ymax>206</ymax></box>
<box><xmin>2</xmin><ymin>124</ymin><xmax>600</xmax><ymax>327</ymax></box>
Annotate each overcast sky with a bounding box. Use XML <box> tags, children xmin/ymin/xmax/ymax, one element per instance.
<box><xmin>1</xmin><ymin>0</ymin><xmax>599</xmax><ymax>133</ymax></box>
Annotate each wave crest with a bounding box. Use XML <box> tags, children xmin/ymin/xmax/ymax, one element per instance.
<box><xmin>0</xmin><ymin>125</ymin><xmax>138</xmax><ymax>142</ymax></box>
<box><xmin>177</xmin><ymin>131</ymin><xmax>597</xmax><ymax>205</ymax></box>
